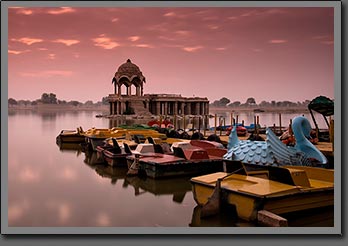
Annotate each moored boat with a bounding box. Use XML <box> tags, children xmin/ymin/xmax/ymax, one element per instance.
<box><xmin>190</xmin><ymin>162</ymin><xmax>334</xmax><ymax>222</ymax></box>
<box><xmin>126</xmin><ymin>142</ymin><xmax>225</xmax><ymax>179</ymax></box>
<box><xmin>56</xmin><ymin>126</ymin><xmax>86</xmax><ymax>143</ymax></box>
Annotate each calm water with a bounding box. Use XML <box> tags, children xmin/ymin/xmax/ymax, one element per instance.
<box><xmin>7</xmin><ymin>109</ymin><xmax>332</xmax><ymax>227</ymax></box>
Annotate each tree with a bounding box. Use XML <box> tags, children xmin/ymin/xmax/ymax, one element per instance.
<box><xmin>84</xmin><ymin>100</ymin><xmax>94</xmax><ymax>106</ymax></box>
<box><xmin>101</xmin><ymin>97</ymin><xmax>109</xmax><ymax>105</ymax></box>
<box><xmin>219</xmin><ymin>97</ymin><xmax>230</xmax><ymax>107</ymax></box>
<box><xmin>228</xmin><ymin>101</ymin><xmax>241</xmax><ymax>107</ymax></box>
<box><xmin>8</xmin><ymin>98</ymin><xmax>17</xmax><ymax>105</ymax></box>
<box><xmin>68</xmin><ymin>100</ymin><xmax>80</xmax><ymax>106</ymax></box>
<box><xmin>41</xmin><ymin>93</ymin><xmax>57</xmax><ymax>104</ymax></box>
<box><xmin>259</xmin><ymin>100</ymin><xmax>270</xmax><ymax>107</ymax></box>
<box><xmin>245</xmin><ymin>97</ymin><xmax>256</xmax><ymax>105</ymax></box>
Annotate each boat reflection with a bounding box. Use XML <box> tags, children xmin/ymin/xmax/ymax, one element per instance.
<box><xmin>83</xmin><ymin>150</ymin><xmax>105</xmax><ymax>166</ymax></box>
<box><xmin>95</xmin><ymin>165</ymin><xmax>128</xmax><ymax>185</ymax></box>
<box><xmin>56</xmin><ymin>142</ymin><xmax>83</xmax><ymax>156</ymax></box>
<box><xmin>124</xmin><ymin>176</ymin><xmax>192</xmax><ymax>203</ymax></box>
<box><xmin>189</xmin><ymin>205</ymin><xmax>255</xmax><ymax>227</ymax></box>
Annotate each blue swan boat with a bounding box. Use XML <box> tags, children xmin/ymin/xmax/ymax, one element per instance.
<box><xmin>224</xmin><ymin>116</ymin><xmax>327</xmax><ymax>166</ymax></box>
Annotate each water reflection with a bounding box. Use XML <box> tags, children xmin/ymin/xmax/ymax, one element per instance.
<box><xmin>124</xmin><ymin>176</ymin><xmax>192</xmax><ymax>203</ymax></box>
<box><xmin>95</xmin><ymin>165</ymin><xmax>128</xmax><ymax>185</ymax></box>
<box><xmin>56</xmin><ymin>142</ymin><xmax>83</xmax><ymax>156</ymax></box>
<box><xmin>189</xmin><ymin>205</ymin><xmax>250</xmax><ymax>227</ymax></box>
<box><xmin>8</xmin><ymin>109</ymin><xmax>334</xmax><ymax>227</ymax></box>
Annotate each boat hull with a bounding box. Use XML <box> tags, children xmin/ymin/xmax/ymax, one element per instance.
<box><xmin>191</xmin><ymin>166</ymin><xmax>334</xmax><ymax>221</ymax></box>
<box><xmin>127</xmin><ymin>155</ymin><xmax>224</xmax><ymax>179</ymax></box>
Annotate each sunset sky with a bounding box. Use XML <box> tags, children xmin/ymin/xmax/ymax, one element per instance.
<box><xmin>8</xmin><ymin>7</ymin><xmax>334</xmax><ymax>104</ymax></box>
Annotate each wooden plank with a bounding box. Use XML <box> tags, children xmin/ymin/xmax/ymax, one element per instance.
<box><xmin>257</xmin><ymin>210</ymin><xmax>288</xmax><ymax>227</ymax></box>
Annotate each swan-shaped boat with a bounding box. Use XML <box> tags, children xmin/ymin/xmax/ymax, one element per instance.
<box><xmin>224</xmin><ymin>116</ymin><xmax>327</xmax><ymax>166</ymax></box>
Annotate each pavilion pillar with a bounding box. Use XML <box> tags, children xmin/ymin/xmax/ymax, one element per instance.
<box><xmin>114</xmin><ymin>102</ymin><xmax>118</xmax><ymax>115</ymax></box>
<box><xmin>118</xmin><ymin>85</ymin><xmax>121</xmax><ymax>96</ymax></box>
<box><xmin>164</xmin><ymin>102</ymin><xmax>168</xmax><ymax>115</ymax></box>
<box><xmin>110</xmin><ymin>102</ymin><xmax>113</xmax><ymax>115</ymax></box>
<box><xmin>174</xmin><ymin>102</ymin><xmax>178</xmax><ymax>115</ymax></box>
<box><xmin>181</xmin><ymin>103</ymin><xmax>184</xmax><ymax>115</ymax></box>
<box><xmin>186</xmin><ymin>103</ymin><xmax>191</xmax><ymax>115</ymax></box>
<box><xmin>195</xmin><ymin>102</ymin><xmax>200</xmax><ymax>115</ymax></box>
<box><xmin>156</xmin><ymin>101</ymin><xmax>161</xmax><ymax>115</ymax></box>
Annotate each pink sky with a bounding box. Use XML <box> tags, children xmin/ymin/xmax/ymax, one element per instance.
<box><xmin>8</xmin><ymin>7</ymin><xmax>334</xmax><ymax>103</ymax></box>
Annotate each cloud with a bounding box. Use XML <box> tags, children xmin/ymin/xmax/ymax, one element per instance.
<box><xmin>92</xmin><ymin>34</ymin><xmax>120</xmax><ymax>49</ymax></box>
<box><xmin>163</xmin><ymin>12</ymin><xmax>176</xmax><ymax>17</ymax></box>
<box><xmin>269</xmin><ymin>39</ymin><xmax>288</xmax><ymax>44</ymax></box>
<box><xmin>133</xmin><ymin>44</ymin><xmax>154</xmax><ymax>48</ymax></box>
<box><xmin>202</xmin><ymin>16</ymin><xmax>218</xmax><ymax>21</ymax></box>
<box><xmin>48</xmin><ymin>53</ymin><xmax>56</xmax><ymax>60</ymax></box>
<box><xmin>111</xmin><ymin>17</ymin><xmax>119</xmax><ymax>22</ymax></box>
<box><xmin>20</xmin><ymin>70</ymin><xmax>73</xmax><ymax>78</ymax></box>
<box><xmin>52</xmin><ymin>39</ymin><xmax>80</xmax><ymax>46</ymax></box>
<box><xmin>215</xmin><ymin>47</ymin><xmax>227</xmax><ymax>51</ymax></box>
<box><xmin>128</xmin><ymin>36</ymin><xmax>140</xmax><ymax>42</ymax></box>
<box><xmin>252</xmin><ymin>48</ymin><xmax>263</xmax><ymax>52</ymax></box>
<box><xmin>38</xmin><ymin>48</ymin><xmax>48</xmax><ymax>51</ymax></box>
<box><xmin>241</xmin><ymin>10</ymin><xmax>258</xmax><ymax>17</ymax></box>
<box><xmin>17</xmin><ymin>8</ymin><xmax>33</xmax><ymax>15</ymax></box>
<box><xmin>11</xmin><ymin>37</ymin><xmax>43</xmax><ymax>45</ymax></box>
<box><xmin>227</xmin><ymin>16</ymin><xmax>239</xmax><ymax>20</ymax></box>
<box><xmin>175</xmin><ymin>30</ymin><xmax>190</xmax><ymax>36</ymax></box>
<box><xmin>207</xmin><ymin>24</ymin><xmax>219</xmax><ymax>30</ymax></box>
<box><xmin>47</xmin><ymin>7</ymin><xmax>76</xmax><ymax>15</ymax></box>
<box><xmin>158</xmin><ymin>36</ymin><xmax>176</xmax><ymax>41</ymax></box>
<box><xmin>8</xmin><ymin>49</ymin><xmax>30</xmax><ymax>55</ymax></box>
<box><xmin>182</xmin><ymin>46</ymin><xmax>203</xmax><ymax>52</ymax></box>
<box><xmin>147</xmin><ymin>23</ymin><xmax>169</xmax><ymax>32</ymax></box>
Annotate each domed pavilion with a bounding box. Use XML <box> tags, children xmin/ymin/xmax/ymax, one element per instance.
<box><xmin>107</xmin><ymin>59</ymin><xmax>209</xmax><ymax>116</ymax></box>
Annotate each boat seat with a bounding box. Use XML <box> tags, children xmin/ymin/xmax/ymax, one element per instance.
<box><xmin>172</xmin><ymin>147</ymin><xmax>187</xmax><ymax>159</ymax></box>
<box><xmin>133</xmin><ymin>134</ymin><xmax>146</xmax><ymax>144</ymax></box>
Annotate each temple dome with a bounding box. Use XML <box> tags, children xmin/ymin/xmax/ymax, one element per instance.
<box><xmin>113</xmin><ymin>59</ymin><xmax>146</xmax><ymax>84</ymax></box>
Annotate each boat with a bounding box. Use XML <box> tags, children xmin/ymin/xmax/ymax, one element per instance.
<box><xmin>56</xmin><ymin>126</ymin><xmax>86</xmax><ymax>143</ymax></box>
<box><xmin>84</xmin><ymin>127</ymin><xmax>129</xmax><ymax>150</ymax></box>
<box><xmin>126</xmin><ymin>141</ymin><xmax>225</xmax><ymax>179</ymax></box>
<box><xmin>190</xmin><ymin>161</ymin><xmax>334</xmax><ymax>222</ymax></box>
<box><xmin>224</xmin><ymin>116</ymin><xmax>328</xmax><ymax>167</ymax></box>
<box><xmin>226</xmin><ymin>125</ymin><xmax>247</xmax><ymax>136</ymax></box>
<box><xmin>96</xmin><ymin>138</ymin><xmax>133</xmax><ymax>167</ymax></box>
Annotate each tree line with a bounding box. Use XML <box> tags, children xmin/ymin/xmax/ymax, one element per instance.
<box><xmin>8</xmin><ymin>93</ymin><xmax>109</xmax><ymax>107</ymax></box>
<box><xmin>210</xmin><ymin>97</ymin><xmax>311</xmax><ymax>108</ymax></box>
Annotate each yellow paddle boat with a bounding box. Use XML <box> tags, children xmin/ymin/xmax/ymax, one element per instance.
<box><xmin>190</xmin><ymin>162</ymin><xmax>334</xmax><ymax>222</ymax></box>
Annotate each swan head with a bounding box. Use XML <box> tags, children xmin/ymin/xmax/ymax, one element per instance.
<box><xmin>292</xmin><ymin>116</ymin><xmax>328</xmax><ymax>165</ymax></box>
<box><xmin>227</xmin><ymin>126</ymin><xmax>240</xmax><ymax>149</ymax></box>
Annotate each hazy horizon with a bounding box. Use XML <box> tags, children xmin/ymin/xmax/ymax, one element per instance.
<box><xmin>8</xmin><ymin>7</ymin><xmax>334</xmax><ymax>103</ymax></box>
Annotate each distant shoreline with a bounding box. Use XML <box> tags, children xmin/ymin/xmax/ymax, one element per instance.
<box><xmin>209</xmin><ymin>106</ymin><xmax>309</xmax><ymax>114</ymax></box>
<box><xmin>8</xmin><ymin>104</ymin><xmax>309</xmax><ymax>114</ymax></box>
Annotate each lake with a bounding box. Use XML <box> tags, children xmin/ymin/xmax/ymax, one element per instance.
<box><xmin>7</xmin><ymin>109</ymin><xmax>333</xmax><ymax>227</ymax></box>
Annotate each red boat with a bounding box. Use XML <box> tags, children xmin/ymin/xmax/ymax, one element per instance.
<box><xmin>147</xmin><ymin>119</ymin><xmax>173</xmax><ymax>128</ymax></box>
<box><xmin>226</xmin><ymin>125</ymin><xmax>247</xmax><ymax>136</ymax></box>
